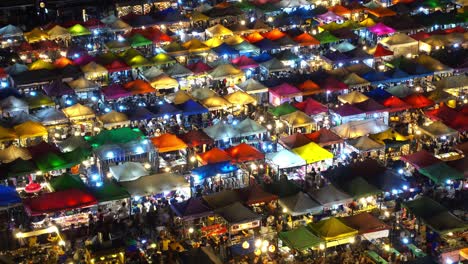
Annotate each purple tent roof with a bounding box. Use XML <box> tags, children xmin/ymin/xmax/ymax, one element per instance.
<box><xmin>43</xmin><ymin>81</ymin><xmax>75</xmax><ymax>97</ymax></box>
<box><xmin>354</xmin><ymin>98</ymin><xmax>387</xmax><ymax>113</ymax></box>
<box><xmin>317</xmin><ymin>11</ymin><xmax>343</xmax><ymax>23</ymax></box>
<box><xmin>368</xmin><ymin>22</ymin><xmax>396</xmax><ymax>36</ymax></box>
<box><xmin>170</xmin><ymin>197</ymin><xmax>213</xmax><ymax>220</ymax></box>
<box><xmin>269</xmin><ymin>83</ymin><xmax>301</xmax><ymax>97</ymax></box>
<box><xmin>101</xmin><ymin>84</ymin><xmax>132</xmax><ymax>100</ymax></box>
<box><xmin>333</xmin><ymin>103</ymin><xmax>364</xmax><ymax>116</ymax></box>
<box><xmin>73</xmin><ymin>54</ymin><xmax>96</xmax><ymax>66</ymax></box>
<box><xmin>125</xmin><ymin>107</ymin><xmax>157</xmax><ymax>121</ymax></box>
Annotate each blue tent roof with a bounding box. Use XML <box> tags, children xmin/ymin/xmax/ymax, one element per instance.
<box><xmin>0</xmin><ymin>185</ymin><xmax>21</xmax><ymax>207</ymax></box>
<box><xmin>212</xmin><ymin>43</ymin><xmax>239</xmax><ymax>56</ymax></box>
<box><xmin>384</xmin><ymin>68</ymin><xmax>411</xmax><ymax>82</ymax></box>
<box><xmin>364</xmin><ymin>88</ymin><xmax>392</xmax><ymax>102</ymax></box>
<box><xmin>362</xmin><ymin>71</ymin><xmax>389</xmax><ymax>84</ymax></box>
<box><xmin>177</xmin><ymin>99</ymin><xmax>209</xmax><ymax>116</ymax></box>
<box><xmin>147</xmin><ymin>103</ymin><xmax>182</xmax><ymax>117</ymax></box>
<box><xmin>252</xmin><ymin>53</ymin><xmax>273</xmax><ymax>63</ymax></box>
<box><xmin>254</xmin><ymin>39</ymin><xmax>280</xmax><ymax>51</ymax></box>
<box><xmin>125</xmin><ymin>107</ymin><xmax>158</xmax><ymax>121</ymax></box>
<box><xmin>290</xmin><ymin>8</ymin><xmax>315</xmax><ymax>19</ymax></box>
<box><xmin>192</xmin><ymin>161</ymin><xmax>239</xmax><ymax>180</ymax></box>
<box><xmin>0</xmin><ymin>88</ymin><xmax>21</xmax><ymax>100</ymax></box>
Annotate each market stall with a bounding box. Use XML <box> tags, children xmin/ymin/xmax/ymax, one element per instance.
<box><xmin>308</xmin><ymin>217</ymin><xmax>358</xmax><ymax>247</ymax></box>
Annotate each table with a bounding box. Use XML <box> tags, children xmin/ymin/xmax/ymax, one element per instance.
<box><xmin>408</xmin><ymin>244</ymin><xmax>427</xmax><ymax>258</ymax></box>
<box><xmin>366</xmin><ymin>250</ymin><xmax>389</xmax><ymax>264</ymax></box>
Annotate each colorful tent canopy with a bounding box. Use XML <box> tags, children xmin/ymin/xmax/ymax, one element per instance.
<box><xmin>86</xmin><ymin>127</ymin><xmax>144</xmax><ymax>148</ymax></box>
<box><xmin>214</xmin><ymin>202</ymin><xmax>260</xmax><ymax>224</ymax></box>
<box><xmin>0</xmin><ymin>145</ymin><xmax>31</xmax><ymax>163</ymax></box>
<box><xmin>170</xmin><ymin>197</ymin><xmax>213</xmax><ymax>220</ymax></box>
<box><xmin>102</xmin><ymin>84</ymin><xmax>132</xmax><ymax>100</ymax></box>
<box><xmin>62</xmin><ymin>103</ymin><xmax>95</xmax><ymax>120</ymax></box>
<box><xmin>110</xmin><ymin>162</ymin><xmax>149</xmax><ymax>182</ymax></box>
<box><xmin>279</xmin><ymin>192</ymin><xmax>323</xmax><ymax>216</ymax></box>
<box><xmin>338</xmin><ymin>91</ymin><xmax>369</xmax><ymax>104</ymax></box>
<box><xmin>67</xmin><ymin>77</ymin><xmax>99</xmax><ymax>92</ymax></box>
<box><xmin>206</xmin><ymin>24</ymin><xmax>233</xmax><ymax>37</ymax></box>
<box><xmin>305</xmin><ymin>128</ymin><xmax>344</xmax><ymax>147</ymax></box>
<box><xmin>280</xmin><ymin>133</ymin><xmax>311</xmax><ymax>149</ymax></box>
<box><xmin>24</xmin><ymin>28</ymin><xmax>49</xmax><ymax>43</ymax></box>
<box><xmin>99</xmin><ymin>111</ymin><xmax>129</xmax><ymax>127</ymax></box>
<box><xmin>224</xmin><ymin>91</ymin><xmax>256</xmax><ymax>106</ymax></box>
<box><xmin>269</xmin><ymin>83</ymin><xmax>301</xmax><ymax>97</ymax></box>
<box><xmin>0</xmin><ymin>185</ymin><xmax>21</xmax><ymax>207</ymax></box>
<box><xmin>49</xmin><ymin>173</ymin><xmax>87</xmax><ymax>191</ymax></box>
<box><xmin>418</xmin><ymin>162</ymin><xmax>464</xmax><ymax>184</ymax></box>
<box><xmin>382</xmin><ymin>96</ymin><xmax>411</xmax><ymax>112</ymax></box>
<box><xmin>47</xmin><ymin>25</ymin><xmax>71</xmax><ymax>39</ymax></box>
<box><xmin>339</xmin><ymin>212</ymin><xmax>389</xmax><ymax>235</ymax></box>
<box><xmin>197</xmin><ymin>148</ymin><xmax>232</xmax><ymax>165</ymax></box>
<box><xmin>201</xmin><ymin>96</ymin><xmax>232</xmax><ymax>110</ymax></box>
<box><xmin>307</xmin><ymin>184</ymin><xmax>352</xmax><ymax>208</ymax></box>
<box><xmin>0</xmin><ymin>24</ymin><xmax>23</xmax><ymax>38</ymax></box>
<box><xmin>187</xmin><ymin>61</ymin><xmax>212</xmax><ymax>74</ymax></box>
<box><xmin>209</xmin><ymin>64</ymin><xmax>244</xmax><ymax>80</ymax></box>
<box><xmin>68</xmin><ymin>24</ymin><xmax>91</xmax><ymax>36</ymax></box>
<box><xmin>401</xmin><ymin>150</ymin><xmax>441</xmax><ymax>169</ymax></box>
<box><xmin>151</xmin><ymin>53</ymin><xmax>176</xmax><ymax>65</ymax></box>
<box><xmin>403</xmin><ymin>94</ymin><xmax>434</xmax><ymax>108</ymax></box>
<box><xmin>203</xmin><ymin>121</ymin><xmax>239</xmax><ymax>141</ymax></box>
<box><xmin>23</xmin><ymin>189</ymin><xmax>97</xmax><ymax>216</ymax></box>
<box><xmin>120</xmin><ymin>172</ymin><xmax>189</xmax><ymax>196</ymax></box>
<box><xmin>279</xmin><ymin>226</ymin><xmax>324</xmax><ymax>251</ymax></box>
<box><xmin>266</xmin><ymin>149</ymin><xmax>305</xmax><ymax>169</ymax></box>
<box><xmin>177</xmin><ymin>100</ymin><xmax>208</xmax><ymax>115</ymax></box>
<box><xmin>29</xmin><ymin>60</ymin><xmax>55</xmax><ymax>71</ymax></box>
<box><xmin>292</xmin><ymin>142</ymin><xmax>334</xmax><ymax>164</ymax></box>
<box><xmin>331</xmin><ymin>119</ymin><xmax>388</xmax><ymax>139</ymax></box>
<box><xmin>123</xmin><ymin>79</ymin><xmax>155</xmax><ymax>95</ymax></box>
<box><xmin>236</xmin><ymin>118</ymin><xmax>267</xmax><ymax>137</ymax></box>
<box><xmin>179</xmin><ymin>130</ymin><xmax>214</xmax><ymax>147</ymax></box>
<box><xmin>226</xmin><ymin>143</ymin><xmax>264</xmax><ymax>163</ymax></box>
<box><xmin>293</xmin><ymin>98</ymin><xmax>327</xmax><ymax>116</ymax></box>
<box><xmin>13</xmin><ymin>121</ymin><xmax>47</xmax><ymax>140</ymax></box>
<box><xmin>231</xmin><ymin>56</ymin><xmax>259</xmax><ymax>70</ymax></box>
<box><xmin>166</xmin><ymin>63</ymin><xmax>193</xmax><ymax>78</ymax></box>
<box><xmin>280</xmin><ymin>111</ymin><xmax>314</xmax><ymax>128</ymax></box>
<box><xmin>347</xmin><ymin>136</ymin><xmax>385</xmax><ymax>152</ymax></box>
<box><xmin>151</xmin><ymin>133</ymin><xmax>187</xmax><ymax>153</ymax></box>
<box><xmin>308</xmin><ymin>217</ymin><xmax>358</xmax><ymax>241</ymax></box>
<box><xmin>128</xmin><ymin>33</ymin><xmax>153</xmax><ymax>47</ymax></box>
<box><xmin>236</xmin><ymin>79</ymin><xmax>268</xmax><ymax>94</ymax></box>
<box><xmin>90</xmin><ymin>181</ymin><xmax>130</xmax><ymax>203</ymax></box>
<box><xmin>419</xmin><ymin>121</ymin><xmax>458</xmax><ymax>138</ymax></box>
<box><xmin>236</xmin><ymin>185</ymin><xmax>278</xmax><ymax>205</ymax></box>
<box><xmin>368</xmin><ymin>22</ymin><xmax>396</xmax><ymax>36</ymax></box>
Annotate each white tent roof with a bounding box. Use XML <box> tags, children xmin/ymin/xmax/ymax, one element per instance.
<box><xmin>101</xmin><ymin>15</ymin><xmax>118</xmax><ymax>24</ymax></box>
<box><xmin>418</xmin><ymin>121</ymin><xmax>459</xmax><ymax>138</ymax></box>
<box><xmin>190</xmin><ymin>88</ymin><xmax>217</xmax><ymax>101</ymax></box>
<box><xmin>235</xmin><ymin>79</ymin><xmax>268</xmax><ymax>94</ymax></box>
<box><xmin>347</xmin><ymin>136</ymin><xmax>385</xmax><ymax>152</ymax></box>
<box><xmin>203</xmin><ymin>121</ymin><xmax>239</xmax><ymax>141</ymax></box>
<box><xmin>165</xmin><ymin>63</ymin><xmax>192</xmax><ymax>78</ymax></box>
<box><xmin>266</xmin><ymin>149</ymin><xmax>306</xmax><ymax>169</ymax></box>
<box><xmin>337</xmin><ymin>91</ymin><xmax>369</xmax><ymax>104</ymax></box>
<box><xmin>274</xmin><ymin>0</ymin><xmax>312</xmax><ymax>8</ymax></box>
<box><xmin>0</xmin><ymin>25</ymin><xmax>23</xmax><ymax>38</ymax></box>
<box><xmin>0</xmin><ymin>96</ymin><xmax>28</xmax><ymax>112</ymax></box>
<box><xmin>67</xmin><ymin>77</ymin><xmax>99</xmax><ymax>92</ymax></box>
<box><xmin>434</xmin><ymin>75</ymin><xmax>468</xmax><ymax>90</ymax></box>
<box><xmin>237</xmin><ymin>118</ymin><xmax>267</xmax><ymax>137</ymax></box>
<box><xmin>98</xmin><ymin>111</ymin><xmax>129</xmax><ymax>125</ymax></box>
<box><xmin>209</xmin><ymin>64</ymin><xmax>244</xmax><ymax>80</ymax></box>
<box><xmin>260</xmin><ymin>58</ymin><xmax>287</xmax><ymax>73</ymax></box>
<box><xmin>34</xmin><ymin>108</ymin><xmax>68</xmax><ymax>125</ymax></box>
<box><xmin>119</xmin><ymin>173</ymin><xmax>189</xmax><ymax>196</ymax></box>
<box><xmin>47</xmin><ymin>25</ymin><xmax>71</xmax><ymax>39</ymax></box>
<box><xmin>278</xmin><ymin>192</ymin><xmax>323</xmax><ymax>216</ymax></box>
<box><xmin>57</xmin><ymin>136</ymin><xmax>89</xmax><ymax>153</ymax></box>
<box><xmin>143</xmin><ymin>67</ymin><xmax>164</xmax><ymax>80</ymax></box>
<box><xmin>380</xmin><ymin>33</ymin><xmax>417</xmax><ymax>47</ymax></box>
<box><xmin>333</xmin><ymin>42</ymin><xmax>356</xmax><ymax>53</ymax></box>
<box><xmin>331</xmin><ymin>119</ymin><xmax>389</xmax><ymax>139</ymax></box>
<box><xmin>110</xmin><ymin>162</ymin><xmax>149</xmax><ymax>182</ymax></box>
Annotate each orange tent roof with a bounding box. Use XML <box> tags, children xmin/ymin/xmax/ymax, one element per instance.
<box><xmin>150</xmin><ymin>133</ymin><xmax>187</xmax><ymax>153</ymax></box>
<box><xmin>54</xmin><ymin>57</ymin><xmax>75</xmax><ymax>68</ymax></box>
<box><xmin>123</xmin><ymin>79</ymin><xmax>156</xmax><ymax>95</ymax></box>
<box><xmin>367</xmin><ymin>7</ymin><xmax>396</xmax><ymax>17</ymax></box>
<box><xmin>197</xmin><ymin>147</ymin><xmax>232</xmax><ymax>165</ymax></box>
<box><xmin>293</xmin><ymin>33</ymin><xmax>320</xmax><ymax>46</ymax></box>
<box><xmin>225</xmin><ymin>143</ymin><xmax>265</xmax><ymax>163</ymax></box>
<box><xmin>297</xmin><ymin>80</ymin><xmax>320</xmax><ymax>95</ymax></box>
<box><xmin>245</xmin><ymin>32</ymin><xmax>265</xmax><ymax>43</ymax></box>
<box><xmin>329</xmin><ymin>5</ymin><xmax>352</xmax><ymax>16</ymax></box>
<box><xmin>262</xmin><ymin>28</ymin><xmax>286</xmax><ymax>41</ymax></box>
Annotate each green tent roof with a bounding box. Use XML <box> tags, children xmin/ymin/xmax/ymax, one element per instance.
<box><xmin>418</xmin><ymin>162</ymin><xmax>464</xmax><ymax>185</ymax></box>
<box><xmin>279</xmin><ymin>226</ymin><xmax>324</xmax><ymax>251</ymax></box>
<box><xmin>91</xmin><ymin>181</ymin><xmax>130</xmax><ymax>202</ymax></box>
<box><xmin>263</xmin><ymin>179</ymin><xmax>301</xmax><ymax>198</ymax></box>
<box><xmin>341</xmin><ymin>177</ymin><xmax>382</xmax><ymax>198</ymax></box>
<box><xmin>269</xmin><ymin>102</ymin><xmax>297</xmax><ymax>117</ymax></box>
<box><xmin>308</xmin><ymin>217</ymin><xmax>358</xmax><ymax>241</ymax></box>
<box><xmin>34</xmin><ymin>152</ymin><xmax>73</xmax><ymax>172</ymax></box>
<box><xmin>235</xmin><ymin>1</ymin><xmax>255</xmax><ymax>11</ymax></box>
<box><xmin>0</xmin><ymin>158</ymin><xmax>38</xmax><ymax>178</ymax></box>
<box><xmin>86</xmin><ymin>127</ymin><xmax>145</xmax><ymax>148</ymax></box>
<box><xmin>49</xmin><ymin>173</ymin><xmax>87</xmax><ymax>191</ymax></box>
<box><xmin>68</xmin><ymin>24</ymin><xmax>92</xmax><ymax>36</ymax></box>
<box><xmin>62</xmin><ymin>147</ymin><xmax>91</xmax><ymax>164</ymax></box>
<box><xmin>26</xmin><ymin>94</ymin><xmax>55</xmax><ymax>109</ymax></box>
<box><xmin>151</xmin><ymin>53</ymin><xmax>176</xmax><ymax>65</ymax></box>
<box><xmin>128</xmin><ymin>34</ymin><xmax>153</xmax><ymax>48</ymax></box>
<box><xmin>314</xmin><ymin>31</ymin><xmax>339</xmax><ymax>44</ymax></box>
<box><xmin>403</xmin><ymin>196</ymin><xmax>467</xmax><ymax>234</ymax></box>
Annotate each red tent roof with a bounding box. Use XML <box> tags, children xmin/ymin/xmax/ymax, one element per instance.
<box><xmin>293</xmin><ymin>33</ymin><xmax>320</xmax><ymax>46</ymax></box>
<box><xmin>296</xmin><ymin>80</ymin><xmax>320</xmax><ymax>95</ymax></box>
<box><xmin>293</xmin><ymin>98</ymin><xmax>327</xmax><ymax>115</ymax></box>
<box><xmin>17</xmin><ymin>42</ymin><xmax>33</xmax><ymax>53</ymax></box>
<box><xmin>262</xmin><ymin>28</ymin><xmax>286</xmax><ymax>41</ymax></box>
<box><xmin>73</xmin><ymin>54</ymin><xmax>96</xmax><ymax>66</ymax></box>
<box><xmin>382</xmin><ymin>96</ymin><xmax>411</xmax><ymax>112</ymax></box>
<box><xmin>269</xmin><ymin>83</ymin><xmax>301</xmax><ymax>97</ymax></box>
<box><xmin>54</xmin><ymin>57</ymin><xmax>75</xmax><ymax>68</ymax></box>
<box><xmin>305</xmin><ymin>128</ymin><xmax>344</xmax><ymax>146</ymax></box>
<box><xmin>329</xmin><ymin>5</ymin><xmax>352</xmax><ymax>16</ymax></box>
<box><xmin>401</xmin><ymin>150</ymin><xmax>442</xmax><ymax>169</ymax></box>
<box><xmin>279</xmin><ymin>133</ymin><xmax>311</xmax><ymax>149</ymax></box>
<box><xmin>231</xmin><ymin>56</ymin><xmax>259</xmax><ymax>69</ymax></box>
<box><xmin>179</xmin><ymin>130</ymin><xmax>214</xmax><ymax>147</ymax></box>
<box><xmin>0</xmin><ymin>68</ymin><xmax>7</xmax><ymax>78</ymax></box>
<box><xmin>373</xmin><ymin>44</ymin><xmax>393</xmax><ymax>57</ymax></box>
<box><xmin>123</xmin><ymin>79</ymin><xmax>156</xmax><ymax>95</ymax></box>
<box><xmin>410</xmin><ymin>32</ymin><xmax>431</xmax><ymax>41</ymax></box>
<box><xmin>333</xmin><ymin>103</ymin><xmax>364</xmax><ymax>116</ymax></box>
<box><xmin>425</xmin><ymin>104</ymin><xmax>458</xmax><ymax>122</ymax></box>
<box><xmin>245</xmin><ymin>32</ymin><xmax>265</xmax><ymax>43</ymax></box>
<box><xmin>128</xmin><ymin>27</ymin><xmax>171</xmax><ymax>43</ymax></box>
<box><xmin>105</xmin><ymin>60</ymin><xmax>131</xmax><ymax>73</ymax></box>
<box><xmin>446</xmin><ymin>113</ymin><xmax>468</xmax><ymax>132</ymax></box>
<box><xmin>403</xmin><ymin>94</ymin><xmax>434</xmax><ymax>108</ymax></box>
<box><xmin>33</xmin><ymin>40</ymin><xmax>59</xmax><ymax>51</ymax></box>
<box><xmin>226</xmin><ymin>143</ymin><xmax>264</xmax><ymax>163</ymax></box>
<box><xmin>187</xmin><ymin>61</ymin><xmax>213</xmax><ymax>74</ymax></box>
<box><xmin>354</xmin><ymin>98</ymin><xmax>387</xmax><ymax>113</ymax></box>
<box><xmin>197</xmin><ymin>147</ymin><xmax>232</xmax><ymax>165</ymax></box>
<box><xmin>236</xmin><ymin>184</ymin><xmax>278</xmax><ymax>205</ymax></box>
<box><xmin>317</xmin><ymin>77</ymin><xmax>348</xmax><ymax>91</ymax></box>
<box><xmin>23</xmin><ymin>189</ymin><xmax>97</xmax><ymax>216</ymax></box>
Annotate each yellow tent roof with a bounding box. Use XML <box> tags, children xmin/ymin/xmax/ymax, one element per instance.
<box><xmin>337</xmin><ymin>91</ymin><xmax>369</xmax><ymax>104</ymax></box>
<box><xmin>204</xmin><ymin>37</ymin><xmax>224</xmax><ymax>48</ymax></box>
<box><xmin>25</xmin><ymin>28</ymin><xmax>49</xmax><ymax>43</ymax></box>
<box><xmin>190</xmin><ymin>11</ymin><xmax>210</xmax><ymax>22</ymax></box>
<box><xmin>13</xmin><ymin>121</ymin><xmax>47</xmax><ymax>139</ymax></box>
<box><xmin>206</xmin><ymin>24</ymin><xmax>233</xmax><ymax>37</ymax></box>
<box><xmin>224</xmin><ymin>35</ymin><xmax>245</xmax><ymax>45</ymax></box>
<box><xmin>209</xmin><ymin>64</ymin><xmax>244</xmax><ymax>80</ymax></box>
<box><xmin>99</xmin><ymin>111</ymin><xmax>129</xmax><ymax>124</ymax></box>
<box><xmin>182</xmin><ymin>39</ymin><xmax>210</xmax><ymax>52</ymax></box>
<box><xmin>149</xmin><ymin>74</ymin><xmax>179</xmax><ymax>89</ymax></box>
<box><xmin>0</xmin><ymin>145</ymin><xmax>31</xmax><ymax>163</ymax></box>
<box><xmin>151</xmin><ymin>53</ymin><xmax>176</xmax><ymax>65</ymax></box>
<box><xmin>369</xmin><ymin>128</ymin><xmax>408</xmax><ymax>144</ymax></box>
<box><xmin>201</xmin><ymin>96</ymin><xmax>232</xmax><ymax>110</ymax></box>
<box><xmin>47</xmin><ymin>25</ymin><xmax>71</xmax><ymax>39</ymax></box>
<box><xmin>360</xmin><ymin>18</ymin><xmax>376</xmax><ymax>27</ymax></box>
<box><xmin>308</xmin><ymin>217</ymin><xmax>358</xmax><ymax>241</ymax></box>
<box><xmin>223</xmin><ymin>90</ymin><xmax>257</xmax><ymax>105</ymax></box>
<box><xmin>292</xmin><ymin>142</ymin><xmax>334</xmax><ymax>164</ymax></box>
<box><xmin>29</xmin><ymin>60</ymin><xmax>55</xmax><ymax>71</ymax></box>
<box><xmin>67</xmin><ymin>77</ymin><xmax>99</xmax><ymax>91</ymax></box>
<box><xmin>280</xmin><ymin>111</ymin><xmax>314</xmax><ymax>128</ymax></box>
<box><xmin>0</xmin><ymin>126</ymin><xmax>18</xmax><ymax>142</ymax></box>
<box><xmin>170</xmin><ymin>90</ymin><xmax>192</xmax><ymax>104</ymax></box>
<box><xmin>81</xmin><ymin>61</ymin><xmax>108</xmax><ymax>74</ymax></box>
<box><xmin>67</xmin><ymin>24</ymin><xmax>91</xmax><ymax>36</ymax></box>
<box><xmin>62</xmin><ymin>103</ymin><xmax>95</xmax><ymax>119</ymax></box>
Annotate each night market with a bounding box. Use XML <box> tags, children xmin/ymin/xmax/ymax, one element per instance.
<box><xmin>0</xmin><ymin>0</ymin><xmax>466</xmax><ymax>263</ymax></box>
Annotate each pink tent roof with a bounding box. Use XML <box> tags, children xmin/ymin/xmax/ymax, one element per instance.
<box><xmin>317</xmin><ymin>11</ymin><xmax>343</xmax><ymax>23</ymax></box>
<box><xmin>73</xmin><ymin>54</ymin><xmax>95</xmax><ymax>66</ymax></box>
<box><xmin>293</xmin><ymin>98</ymin><xmax>328</xmax><ymax>115</ymax></box>
<box><xmin>401</xmin><ymin>150</ymin><xmax>442</xmax><ymax>169</ymax></box>
<box><xmin>187</xmin><ymin>61</ymin><xmax>212</xmax><ymax>74</ymax></box>
<box><xmin>318</xmin><ymin>77</ymin><xmax>348</xmax><ymax>91</ymax></box>
<box><xmin>368</xmin><ymin>22</ymin><xmax>395</xmax><ymax>36</ymax></box>
<box><xmin>231</xmin><ymin>55</ymin><xmax>259</xmax><ymax>69</ymax></box>
<box><xmin>333</xmin><ymin>103</ymin><xmax>364</xmax><ymax>116</ymax></box>
<box><xmin>269</xmin><ymin>83</ymin><xmax>301</xmax><ymax>97</ymax></box>
<box><xmin>101</xmin><ymin>84</ymin><xmax>132</xmax><ymax>100</ymax></box>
